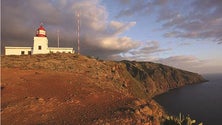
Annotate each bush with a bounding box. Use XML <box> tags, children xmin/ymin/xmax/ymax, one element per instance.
<box><xmin>163</xmin><ymin>113</ymin><xmax>203</xmax><ymax>125</ymax></box>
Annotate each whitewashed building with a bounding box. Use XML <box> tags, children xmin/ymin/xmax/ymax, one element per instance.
<box><xmin>5</xmin><ymin>24</ymin><xmax>74</xmax><ymax>55</ymax></box>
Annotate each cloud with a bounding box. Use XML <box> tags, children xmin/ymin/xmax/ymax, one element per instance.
<box><xmin>108</xmin><ymin>21</ymin><xmax>136</xmax><ymax>36</ymax></box>
<box><xmin>164</xmin><ymin>31</ymin><xmax>182</xmax><ymax>38</ymax></box>
<box><xmin>218</xmin><ymin>41</ymin><xmax>222</xmax><ymax>44</ymax></box>
<box><xmin>156</xmin><ymin>55</ymin><xmax>222</xmax><ymax>74</ymax></box>
<box><xmin>178</xmin><ymin>42</ymin><xmax>191</xmax><ymax>46</ymax></box>
<box><xmin>1</xmin><ymin>0</ymin><xmax>138</xmax><ymax>58</ymax></box>
<box><xmin>99</xmin><ymin>37</ymin><xmax>138</xmax><ymax>51</ymax></box>
<box><xmin>109</xmin><ymin>41</ymin><xmax>170</xmax><ymax>61</ymax></box>
<box><xmin>129</xmin><ymin>41</ymin><xmax>171</xmax><ymax>55</ymax></box>
<box><xmin>156</xmin><ymin>55</ymin><xmax>206</xmax><ymax>73</ymax></box>
<box><xmin>158</xmin><ymin>0</ymin><xmax>222</xmax><ymax>44</ymax></box>
<box><xmin>115</xmin><ymin>0</ymin><xmax>222</xmax><ymax>44</ymax></box>
<box><xmin>115</xmin><ymin>0</ymin><xmax>151</xmax><ymax>18</ymax></box>
<box><xmin>116</xmin><ymin>0</ymin><xmax>131</xmax><ymax>5</ymax></box>
<box><xmin>115</xmin><ymin>0</ymin><xmax>178</xmax><ymax>18</ymax></box>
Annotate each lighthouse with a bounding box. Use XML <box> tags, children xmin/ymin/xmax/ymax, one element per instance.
<box><xmin>32</xmin><ymin>24</ymin><xmax>49</xmax><ymax>54</ymax></box>
<box><xmin>36</xmin><ymin>24</ymin><xmax>47</xmax><ymax>37</ymax></box>
<box><xmin>5</xmin><ymin>24</ymin><xmax>74</xmax><ymax>55</ymax></box>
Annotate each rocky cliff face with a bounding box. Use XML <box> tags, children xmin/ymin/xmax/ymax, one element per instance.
<box><xmin>121</xmin><ymin>61</ymin><xmax>206</xmax><ymax>97</ymax></box>
<box><xmin>1</xmin><ymin>53</ymin><xmax>206</xmax><ymax>124</ymax></box>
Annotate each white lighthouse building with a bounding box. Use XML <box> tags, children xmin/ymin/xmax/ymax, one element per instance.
<box><xmin>5</xmin><ymin>24</ymin><xmax>74</xmax><ymax>55</ymax></box>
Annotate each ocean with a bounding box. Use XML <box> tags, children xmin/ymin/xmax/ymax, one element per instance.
<box><xmin>154</xmin><ymin>73</ymin><xmax>222</xmax><ymax>125</ymax></box>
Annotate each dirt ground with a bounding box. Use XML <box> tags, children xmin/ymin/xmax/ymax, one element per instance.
<box><xmin>1</xmin><ymin>68</ymin><xmax>136</xmax><ymax>125</ymax></box>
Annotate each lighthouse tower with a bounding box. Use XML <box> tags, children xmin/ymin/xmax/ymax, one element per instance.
<box><xmin>32</xmin><ymin>24</ymin><xmax>49</xmax><ymax>54</ymax></box>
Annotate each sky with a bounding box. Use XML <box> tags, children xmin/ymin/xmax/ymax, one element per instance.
<box><xmin>1</xmin><ymin>0</ymin><xmax>222</xmax><ymax>74</ymax></box>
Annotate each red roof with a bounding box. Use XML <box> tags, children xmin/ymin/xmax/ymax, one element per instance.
<box><xmin>37</xmin><ymin>25</ymin><xmax>46</xmax><ymax>31</ymax></box>
<box><xmin>36</xmin><ymin>24</ymin><xmax>47</xmax><ymax>37</ymax></box>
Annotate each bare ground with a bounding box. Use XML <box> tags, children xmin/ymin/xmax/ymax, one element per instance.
<box><xmin>1</xmin><ymin>68</ymin><xmax>164</xmax><ymax>125</ymax></box>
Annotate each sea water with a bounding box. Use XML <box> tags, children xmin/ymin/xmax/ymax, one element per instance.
<box><xmin>154</xmin><ymin>74</ymin><xmax>222</xmax><ymax>125</ymax></box>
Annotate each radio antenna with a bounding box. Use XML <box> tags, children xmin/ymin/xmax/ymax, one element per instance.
<box><xmin>75</xmin><ymin>12</ymin><xmax>80</xmax><ymax>55</ymax></box>
<box><xmin>57</xmin><ymin>29</ymin><xmax>60</xmax><ymax>48</ymax></box>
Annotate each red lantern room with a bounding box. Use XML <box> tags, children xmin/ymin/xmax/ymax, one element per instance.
<box><xmin>36</xmin><ymin>24</ymin><xmax>46</xmax><ymax>37</ymax></box>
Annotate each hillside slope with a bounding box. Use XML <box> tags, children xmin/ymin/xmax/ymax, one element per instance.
<box><xmin>1</xmin><ymin>53</ymin><xmax>206</xmax><ymax>124</ymax></box>
<box><xmin>122</xmin><ymin>60</ymin><xmax>205</xmax><ymax>97</ymax></box>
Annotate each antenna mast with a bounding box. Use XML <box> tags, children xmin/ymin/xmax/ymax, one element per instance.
<box><xmin>57</xmin><ymin>29</ymin><xmax>60</xmax><ymax>48</ymax></box>
<box><xmin>76</xmin><ymin>12</ymin><xmax>80</xmax><ymax>55</ymax></box>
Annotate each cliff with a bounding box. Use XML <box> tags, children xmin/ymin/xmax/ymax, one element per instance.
<box><xmin>1</xmin><ymin>53</ymin><xmax>206</xmax><ymax>124</ymax></box>
<box><xmin>122</xmin><ymin>60</ymin><xmax>206</xmax><ymax>97</ymax></box>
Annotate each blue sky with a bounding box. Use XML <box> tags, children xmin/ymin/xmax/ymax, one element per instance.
<box><xmin>2</xmin><ymin>0</ymin><xmax>222</xmax><ymax>74</ymax></box>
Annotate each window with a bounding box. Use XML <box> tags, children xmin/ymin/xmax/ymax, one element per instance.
<box><xmin>38</xmin><ymin>46</ymin><xmax>42</xmax><ymax>50</ymax></box>
<box><xmin>21</xmin><ymin>51</ymin><xmax>25</xmax><ymax>55</ymax></box>
<box><xmin>28</xmin><ymin>51</ymin><xmax>32</xmax><ymax>55</ymax></box>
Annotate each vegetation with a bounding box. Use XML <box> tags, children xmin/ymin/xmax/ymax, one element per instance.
<box><xmin>163</xmin><ymin>113</ymin><xmax>203</xmax><ymax>125</ymax></box>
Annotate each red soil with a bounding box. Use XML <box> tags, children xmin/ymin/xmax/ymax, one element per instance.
<box><xmin>1</xmin><ymin>68</ymin><xmax>135</xmax><ymax>125</ymax></box>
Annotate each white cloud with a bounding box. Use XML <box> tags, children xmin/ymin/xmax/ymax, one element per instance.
<box><xmin>99</xmin><ymin>36</ymin><xmax>139</xmax><ymax>51</ymax></box>
<box><xmin>156</xmin><ymin>55</ymin><xmax>206</xmax><ymax>73</ymax></box>
<box><xmin>107</xmin><ymin>41</ymin><xmax>170</xmax><ymax>61</ymax></box>
<box><xmin>129</xmin><ymin>41</ymin><xmax>171</xmax><ymax>56</ymax></box>
<box><xmin>156</xmin><ymin>55</ymin><xmax>222</xmax><ymax>74</ymax></box>
<box><xmin>108</xmin><ymin>21</ymin><xmax>136</xmax><ymax>36</ymax></box>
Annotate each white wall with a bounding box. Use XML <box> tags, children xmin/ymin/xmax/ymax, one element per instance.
<box><xmin>5</xmin><ymin>47</ymin><xmax>32</xmax><ymax>55</ymax></box>
<box><xmin>33</xmin><ymin>37</ymin><xmax>49</xmax><ymax>54</ymax></box>
<box><xmin>49</xmin><ymin>47</ymin><xmax>74</xmax><ymax>53</ymax></box>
